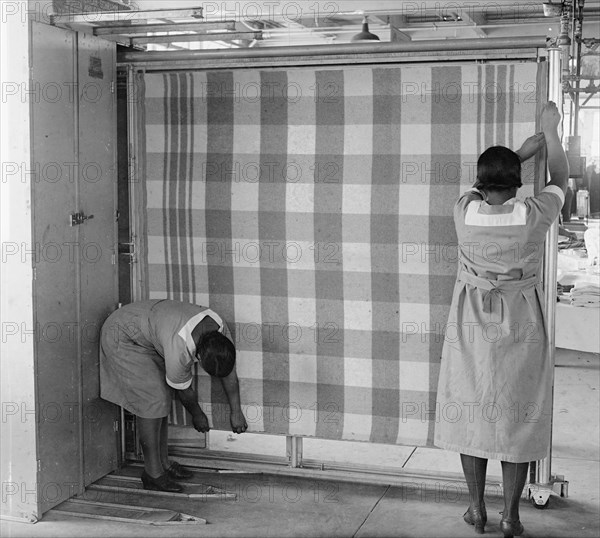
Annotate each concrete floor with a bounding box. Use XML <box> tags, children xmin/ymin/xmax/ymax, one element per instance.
<box><xmin>2</xmin><ymin>349</ymin><xmax>598</xmax><ymax>538</ymax></box>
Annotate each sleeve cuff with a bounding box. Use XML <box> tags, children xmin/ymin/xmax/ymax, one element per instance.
<box><xmin>166</xmin><ymin>377</ymin><xmax>193</xmax><ymax>390</ymax></box>
<box><xmin>541</xmin><ymin>185</ymin><xmax>565</xmax><ymax>206</ymax></box>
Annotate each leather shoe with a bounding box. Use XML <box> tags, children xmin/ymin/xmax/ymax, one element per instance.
<box><xmin>500</xmin><ymin>518</ymin><xmax>524</xmax><ymax>538</ymax></box>
<box><xmin>463</xmin><ymin>504</ymin><xmax>487</xmax><ymax>534</ymax></box>
<box><xmin>166</xmin><ymin>461</ymin><xmax>193</xmax><ymax>480</ymax></box>
<box><xmin>141</xmin><ymin>471</ymin><xmax>183</xmax><ymax>493</ymax></box>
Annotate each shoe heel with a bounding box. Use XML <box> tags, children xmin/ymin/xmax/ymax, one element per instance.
<box><xmin>501</xmin><ymin>526</ymin><xmax>514</xmax><ymax>538</ymax></box>
<box><xmin>464</xmin><ymin>505</ymin><xmax>487</xmax><ymax>534</ymax></box>
<box><xmin>141</xmin><ymin>471</ymin><xmax>183</xmax><ymax>493</ymax></box>
<box><xmin>500</xmin><ymin>519</ymin><xmax>524</xmax><ymax>538</ymax></box>
<box><xmin>141</xmin><ymin>472</ymin><xmax>158</xmax><ymax>490</ymax></box>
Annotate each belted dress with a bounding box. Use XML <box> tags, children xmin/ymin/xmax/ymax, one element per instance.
<box><xmin>434</xmin><ymin>185</ymin><xmax>565</xmax><ymax>462</ymax></box>
<box><xmin>99</xmin><ymin>300</ymin><xmax>232</xmax><ymax>419</ymax></box>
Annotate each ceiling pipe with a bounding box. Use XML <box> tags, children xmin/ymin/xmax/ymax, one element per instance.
<box><xmin>118</xmin><ymin>35</ymin><xmax>548</xmax><ymax>64</ymax></box>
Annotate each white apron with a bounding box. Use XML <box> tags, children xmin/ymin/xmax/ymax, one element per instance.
<box><xmin>434</xmin><ymin>186</ymin><xmax>564</xmax><ymax>462</ymax></box>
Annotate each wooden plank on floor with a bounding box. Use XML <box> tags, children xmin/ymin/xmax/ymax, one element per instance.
<box><xmin>126</xmin><ymin>461</ymin><xmax>260</xmax><ymax>475</ymax></box>
<box><xmin>52</xmin><ymin>498</ymin><xmax>206</xmax><ymax>525</ymax></box>
<box><xmin>90</xmin><ymin>474</ymin><xmax>237</xmax><ymax>500</ymax></box>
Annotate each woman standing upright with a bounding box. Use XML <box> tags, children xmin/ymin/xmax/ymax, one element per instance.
<box><xmin>434</xmin><ymin>102</ymin><xmax>569</xmax><ymax>537</ymax></box>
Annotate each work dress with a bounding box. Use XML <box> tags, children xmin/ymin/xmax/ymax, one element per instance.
<box><xmin>99</xmin><ymin>300</ymin><xmax>232</xmax><ymax>419</ymax></box>
<box><xmin>434</xmin><ymin>185</ymin><xmax>564</xmax><ymax>463</ymax></box>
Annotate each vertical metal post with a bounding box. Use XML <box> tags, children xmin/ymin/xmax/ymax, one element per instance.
<box><xmin>120</xmin><ymin>407</ymin><xmax>126</xmax><ymax>461</ymax></box>
<box><xmin>573</xmin><ymin>10</ymin><xmax>582</xmax><ymax>138</ymax></box>
<box><xmin>123</xmin><ymin>66</ymin><xmax>143</xmax><ymax>463</ymax></box>
<box><xmin>537</xmin><ymin>45</ymin><xmax>563</xmax><ymax>487</ymax></box>
<box><xmin>126</xmin><ymin>64</ymin><xmax>141</xmax><ymax>301</ymax></box>
<box><xmin>286</xmin><ymin>436</ymin><xmax>303</xmax><ymax>468</ymax></box>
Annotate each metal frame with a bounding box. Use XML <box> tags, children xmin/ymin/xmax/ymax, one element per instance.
<box><xmin>52</xmin><ymin>7</ymin><xmax>205</xmax><ymax>27</ymax></box>
<box><xmin>117</xmin><ymin>36</ymin><xmax>547</xmax><ymax>69</ymax></box>
<box><xmin>121</xmin><ymin>64</ymin><xmax>145</xmax><ymax>463</ymax></box>
<box><xmin>50</xmin><ymin>6</ymin><xmax>259</xmax><ymax>48</ymax></box>
<box><xmin>123</xmin><ymin>38</ymin><xmax>566</xmax><ymax>499</ymax></box>
<box><xmin>95</xmin><ymin>21</ymin><xmax>236</xmax><ymax>35</ymax></box>
<box><xmin>526</xmin><ymin>45</ymin><xmax>570</xmax><ymax>509</ymax></box>
<box><xmin>167</xmin><ymin>443</ymin><xmax>506</xmax><ymax>496</ymax></box>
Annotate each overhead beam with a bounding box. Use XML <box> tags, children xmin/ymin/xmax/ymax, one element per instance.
<box><xmin>52</xmin><ymin>7</ymin><xmax>204</xmax><ymax>26</ymax></box>
<box><xmin>119</xmin><ymin>35</ymin><xmax>547</xmax><ymax>64</ymax></box>
<box><xmin>460</xmin><ymin>11</ymin><xmax>488</xmax><ymax>38</ymax></box>
<box><xmin>367</xmin><ymin>15</ymin><xmax>389</xmax><ymax>26</ymax></box>
<box><xmin>131</xmin><ymin>31</ymin><xmax>261</xmax><ymax>45</ymax></box>
<box><xmin>94</xmin><ymin>21</ymin><xmax>236</xmax><ymax>35</ymax></box>
<box><xmin>389</xmin><ymin>15</ymin><xmax>411</xmax><ymax>42</ymax></box>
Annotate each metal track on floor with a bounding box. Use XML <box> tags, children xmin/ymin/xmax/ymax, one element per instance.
<box><xmin>165</xmin><ymin>447</ymin><xmax>507</xmax><ymax>497</ymax></box>
<box><xmin>87</xmin><ymin>470</ymin><xmax>237</xmax><ymax>500</ymax></box>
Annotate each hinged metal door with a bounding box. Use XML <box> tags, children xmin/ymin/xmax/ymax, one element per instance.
<box><xmin>31</xmin><ymin>22</ymin><xmax>81</xmax><ymax>515</ymax></box>
<box><xmin>31</xmin><ymin>22</ymin><xmax>119</xmax><ymax>514</ymax></box>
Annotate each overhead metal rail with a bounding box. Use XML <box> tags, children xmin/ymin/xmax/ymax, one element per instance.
<box><xmin>94</xmin><ymin>21</ymin><xmax>236</xmax><ymax>35</ymax></box>
<box><xmin>51</xmin><ymin>6</ymin><xmax>205</xmax><ymax>26</ymax></box>
<box><xmin>116</xmin><ymin>35</ymin><xmax>548</xmax><ymax>70</ymax></box>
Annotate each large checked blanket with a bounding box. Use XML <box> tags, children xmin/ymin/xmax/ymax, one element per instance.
<box><xmin>136</xmin><ymin>61</ymin><xmax>546</xmax><ymax>446</ymax></box>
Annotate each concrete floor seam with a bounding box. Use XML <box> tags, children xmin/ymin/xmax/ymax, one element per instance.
<box><xmin>353</xmin><ymin>484</ymin><xmax>392</xmax><ymax>538</ymax></box>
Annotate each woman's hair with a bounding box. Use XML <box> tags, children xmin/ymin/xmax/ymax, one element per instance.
<box><xmin>475</xmin><ymin>145</ymin><xmax>522</xmax><ymax>191</ymax></box>
<box><xmin>197</xmin><ymin>331</ymin><xmax>236</xmax><ymax>377</ymax></box>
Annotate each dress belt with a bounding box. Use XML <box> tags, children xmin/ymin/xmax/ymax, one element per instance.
<box><xmin>457</xmin><ymin>270</ymin><xmax>541</xmax><ymax>314</ymax></box>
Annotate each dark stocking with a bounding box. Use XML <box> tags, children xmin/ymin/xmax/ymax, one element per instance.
<box><xmin>501</xmin><ymin>461</ymin><xmax>529</xmax><ymax>522</ymax></box>
<box><xmin>159</xmin><ymin>416</ymin><xmax>170</xmax><ymax>470</ymax></box>
<box><xmin>461</xmin><ymin>453</ymin><xmax>488</xmax><ymax>513</ymax></box>
<box><xmin>137</xmin><ymin>416</ymin><xmax>165</xmax><ymax>477</ymax></box>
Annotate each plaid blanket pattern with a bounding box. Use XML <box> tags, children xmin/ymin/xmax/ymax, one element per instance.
<box><xmin>138</xmin><ymin>61</ymin><xmax>545</xmax><ymax>445</ymax></box>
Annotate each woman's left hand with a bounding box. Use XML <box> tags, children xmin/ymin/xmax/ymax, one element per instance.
<box><xmin>230</xmin><ymin>409</ymin><xmax>248</xmax><ymax>434</ymax></box>
<box><xmin>517</xmin><ymin>132</ymin><xmax>545</xmax><ymax>162</ymax></box>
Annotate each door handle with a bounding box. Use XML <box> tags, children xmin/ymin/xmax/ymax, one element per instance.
<box><xmin>70</xmin><ymin>212</ymin><xmax>95</xmax><ymax>226</ymax></box>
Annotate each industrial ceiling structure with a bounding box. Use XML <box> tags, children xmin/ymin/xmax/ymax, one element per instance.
<box><xmin>51</xmin><ymin>0</ymin><xmax>600</xmax><ymax>50</ymax></box>
<box><xmin>50</xmin><ymin>1</ymin><xmax>600</xmax><ymax>110</ymax></box>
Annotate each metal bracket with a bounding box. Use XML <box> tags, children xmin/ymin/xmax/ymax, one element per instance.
<box><xmin>70</xmin><ymin>212</ymin><xmax>94</xmax><ymax>226</ymax></box>
<box><xmin>286</xmin><ymin>436</ymin><xmax>303</xmax><ymax>468</ymax></box>
<box><xmin>118</xmin><ymin>241</ymin><xmax>136</xmax><ymax>264</ymax></box>
<box><xmin>527</xmin><ymin>474</ymin><xmax>569</xmax><ymax>508</ymax></box>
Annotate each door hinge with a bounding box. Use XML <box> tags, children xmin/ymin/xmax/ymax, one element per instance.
<box><xmin>37</xmin><ymin>460</ymin><xmax>42</xmax><ymax>472</ymax></box>
<box><xmin>113</xmin><ymin>420</ymin><xmax>119</xmax><ymax>432</ymax></box>
<box><xmin>111</xmin><ymin>80</ymin><xmax>115</xmax><ymax>94</ymax></box>
<box><xmin>118</xmin><ymin>241</ymin><xmax>136</xmax><ymax>264</ymax></box>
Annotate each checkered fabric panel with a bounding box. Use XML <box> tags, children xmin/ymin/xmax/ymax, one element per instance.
<box><xmin>139</xmin><ymin>61</ymin><xmax>546</xmax><ymax>445</ymax></box>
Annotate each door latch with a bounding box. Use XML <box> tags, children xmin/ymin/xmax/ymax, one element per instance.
<box><xmin>70</xmin><ymin>212</ymin><xmax>94</xmax><ymax>226</ymax></box>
